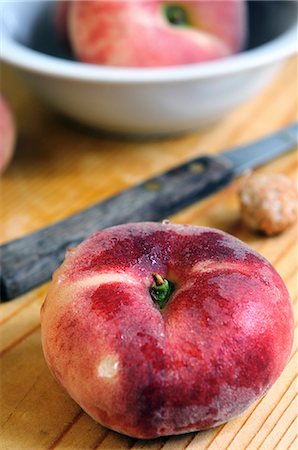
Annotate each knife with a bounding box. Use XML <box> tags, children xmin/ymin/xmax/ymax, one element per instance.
<box><xmin>1</xmin><ymin>123</ymin><xmax>297</xmax><ymax>301</ymax></box>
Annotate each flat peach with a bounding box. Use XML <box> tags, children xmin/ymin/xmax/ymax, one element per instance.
<box><xmin>65</xmin><ymin>0</ymin><xmax>247</xmax><ymax>67</ymax></box>
<box><xmin>41</xmin><ymin>222</ymin><xmax>294</xmax><ymax>438</ymax></box>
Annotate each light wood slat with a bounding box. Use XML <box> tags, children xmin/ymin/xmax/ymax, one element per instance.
<box><xmin>248</xmin><ymin>227</ymin><xmax>297</xmax><ymax>270</ymax></box>
<box><xmin>282</xmin><ymin>420</ymin><xmax>298</xmax><ymax>450</ymax></box>
<box><xmin>0</xmin><ymin>330</ymin><xmax>81</xmax><ymax>449</ymax></box>
<box><xmin>0</xmin><ymin>284</ymin><xmax>48</xmax><ymax>324</ymax></box>
<box><xmin>245</xmin><ymin>378</ymin><xmax>297</xmax><ymax>450</ymax></box>
<box><xmin>95</xmin><ymin>430</ymin><xmax>134</xmax><ymax>450</ymax></box>
<box><xmin>0</xmin><ymin>300</ymin><xmax>43</xmax><ymax>353</ymax></box>
<box><xmin>1</xmin><ymin>329</ymin><xmax>45</xmax><ymax>427</ymax></box>
<box><xmin>260</xmin><ymin>396</ymin><xmax>298</xmax><ymax>450</ymax></box>
<box><xmin>157</xmin><ymin>433</ymin><xmax>195</xmax><ymax>450</ymax></box>
<box><xmin>285</xmin><ymin>272</ymin><xmax>298</xmax><ymax>309</ymax></box>
<box><xmin>50</xmin><ymin>413</ymin><xmax>107</xmax><ymax>450</ymax></box>
<box><xmin>186</xmin><ymin>426</ymin><xmax>227</xmax><ymax>450</ymax></box>
<box><xmin>287</xmin><ymin>437</ymin><xmax>298</xmax><ymax>450</ymax></box>
<box><xmin>272</xmin><ymin>244</ymin><xmax>298</xmax><ymax>282</ymax></box>
<box><xmin>130</xmin><ymin>438</ymin><xmax>166</xmax><ymax>450</ymax></box>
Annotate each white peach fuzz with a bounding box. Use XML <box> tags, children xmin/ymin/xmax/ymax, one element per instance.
<box><xmin>58</xmin><ymin>0</ymin><xmax>247</xmax><ymax>67</ymax></box>
<box><xmin>41</xmin><ymin>222</ymin><xmax>294</xmax><ymax>439</ymax></box>
<box><xmin>0</xmin><ymin>94</ymin><xmax>16</xmax><ymax>173</ymax></box>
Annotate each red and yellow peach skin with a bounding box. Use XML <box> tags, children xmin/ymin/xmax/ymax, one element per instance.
<box><xmin>60</xmin><ymin>0</ymin><xmax>247</xmax><ymax>67</ymax></box>
<box><xmin>41</xmin><ymin>222</ymin><xmax>294</xmax><ymax>438</ymax></box>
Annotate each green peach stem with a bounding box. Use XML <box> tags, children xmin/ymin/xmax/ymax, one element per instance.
<box><xmin>163</xmin><ymin>5</ymin><xmax>189</xmax><ymax>26</ymax></box>
<box><xmin>150</xmin><ymin>273</ymin><xmax>174</xmax><ymax>310</ymax></box>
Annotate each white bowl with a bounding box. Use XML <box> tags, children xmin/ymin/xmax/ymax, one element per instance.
<box><xmin>0</xmin><ymin>1</ymin><xmax>297</xmax><ymax>136</ymax></box>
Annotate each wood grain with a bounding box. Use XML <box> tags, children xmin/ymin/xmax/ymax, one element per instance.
<box><xmin>0</xmin><ymin>57</ymin><xmax>297</xmax><ymax>450</ymax></box>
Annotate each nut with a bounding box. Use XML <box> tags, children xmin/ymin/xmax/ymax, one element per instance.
<box><xmin>239</xmin><ymin>174</ymin><xmax>297</xmax><ymax>235</ymax></box>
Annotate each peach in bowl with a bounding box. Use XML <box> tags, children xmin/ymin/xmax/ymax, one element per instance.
<box><xmin>0</xmin><ymin>0</ymin><xmax>297</xmax><ymax>136</ymax></box>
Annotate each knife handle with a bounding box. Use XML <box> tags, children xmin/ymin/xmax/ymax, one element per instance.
<box><xmin>1</xmin><ymin>156</ymin><xmax>234</xmax><ymax>301</ymax></box>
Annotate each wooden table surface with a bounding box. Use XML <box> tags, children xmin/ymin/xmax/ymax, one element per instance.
<box><xmin>1</xmin><ymin>57</ymin><xmax>297</xmax><ymax>450</ymax></box>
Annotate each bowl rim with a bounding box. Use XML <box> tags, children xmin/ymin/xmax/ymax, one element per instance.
<box><xmin>1</xmin><ymin>10</ymin><xmax>297</xmax><ymax>84</ymax></box>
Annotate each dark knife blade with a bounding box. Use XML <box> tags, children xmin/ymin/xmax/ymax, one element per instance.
<box><xmin>1</xmin><ymin>123</ymin><xmax>297</xmax><ymax>301</ymax></box>
<box><xmin>220</xmin><ymin>122</ymin><xmax>297</xmax><ymax>173</ymax></box>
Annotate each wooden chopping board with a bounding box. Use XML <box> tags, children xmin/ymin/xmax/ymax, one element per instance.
<box><xmin>0</xmin><ymin>57</ymin><xmax>297</xmax><ymax>450</ymax></box>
